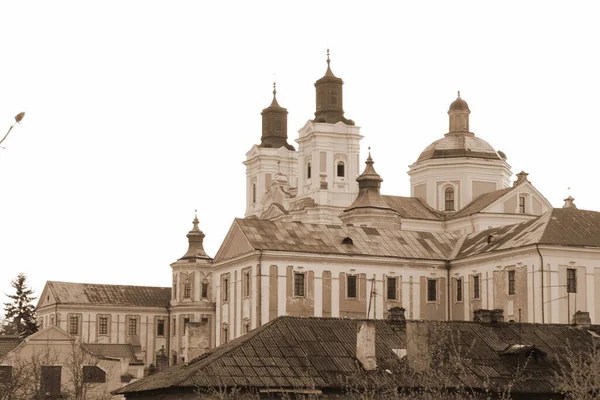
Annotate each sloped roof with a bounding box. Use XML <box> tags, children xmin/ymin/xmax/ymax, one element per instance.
<box><xmin>381</xmin><ymin>195</ymin><xmax>443</xmax><ymax>221</ymax></box>
<box><xmin>84</xmin><ymin>344</ymin><xmax>143</xmax><ymax>364</ymax></box>
<box><xmin>117</xmin><ymin>316</ymin><xmax>600</xmax><ymax>396</ymax></box>
<box><xmin>44</xmin><ymin>281</ymin><xmax>171</xmax><ymax>308</ymax></box>
<box><xmin>234</xmin><ymin>218</ymin><xmax>459</xmax><ymax>260</ymax></box>
<box><xmin>0</xmin><ymin>336</ymin><xmax>22</xmax><ymax>357</ymax></box>
<box><xmin>457</xmin><ymin>208</ymin><xmax>600</xmax><ymax>258</ymax></box>
<box><xmin>449</xmin><ymin>187</ymin><xmax>515</xmax><ymax>219</ymax></box>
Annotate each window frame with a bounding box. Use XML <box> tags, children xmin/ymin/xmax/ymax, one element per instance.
<box><xmin>473</xmin><ymin>274</ymin><xmax>481</xmax><ymax>300</ymax></box>
<box><xmin>294</xmin><ymin>272</ymin><xmax>306</xmax><ymax>298</ymax></box>
<box><xmin>69</xmin><ymin>314</ymin><xmax>80</xmax><ymax>335</ymax></box>
<box><xmin>201</xmin><ymin>281</ymin><xmax>209</xmax><ymax>299</ymax></box>
<box><xmin>98</xmin><ymin>315</ymin><xmax>109</xmax><ymax>336</ymax></box>
<box><xmin>307</xmin><ymin>162</ymin><xmax>312</xmax><ymax>179</ymax></box>
<box><xmin>386</xmin><ymin>276</ymin><xmax>397</xmax><ymax>301</ymax></box>
<box><xmin>243</xmin><ymin>269</ymin><xmax>251</xmax><ymax>298</ymax></box>
<box><xmin>222</xmin><ymin>275</ymin><xmax>230</xmax><ymax>303</ymax></box>
<box><xmin>128</xmin><ymin>317</ymin><xmax>138</xmax><ymax>336</ymax></box>
<box><xmin>336</xmin><ymin>161</ymin><xmax>345</xmax><ymax>177</ymax></box>
<box><xmin>567</xmin><ymin>268</ymin><xmax>577</xmax><ymax>293</ymax></box>
<box><xmin>347</xmin><ymin>274</ymin><xmax>358</xmax><ymax>299</ymax></box>
<box><xmin>444</xmin><ymin>187</ymin><xmax>455</xmax><ymax>211</ymax></box>
<box><xmin>156</xmin><ymin>318</ymin><xmax>165</xmax><ymax>337</ymax></box>
<box><xmin>172</xmin><ymin>317</ymin><xmax>176</xmax><ymax>336</ymax></box>
<box><xmin>183</xmin><ymin>280</ymin><xmax>191</xmax><ymax>299</ymax></box>
<box><xmin>508</xmin><ymin>270</ymin><xmax>516</xmax><ymax>295</ymax></box>
<box><xmin>456</xmin><ymin>278</ymin><xmax>463</xmax><ymax>302</ymax></box>
<box><xmin>427</xmin><ymin>279</ymin><xmax>438</xmax><ymax>303</ymax></box>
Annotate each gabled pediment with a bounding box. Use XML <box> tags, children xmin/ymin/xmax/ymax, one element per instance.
<box><xmin>485</xmin><ymin>182</ymin><xmax>552</xmax><ymax>216</ymax></box>
<box><xmin>213</xmin><ymin>220</ymin><xmax>256</xmax><ymax>263</ymax></box>
<box><xmin>36</xmin><ymin>284</ymin><xmax>57</xmax><ymax>310</ymax></box>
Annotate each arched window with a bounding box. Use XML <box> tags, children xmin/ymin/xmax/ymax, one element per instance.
<box><xmin>337</xmin><ymin>161</ymin><xmax>345</xmax><ymax>177</ymax></box>
<box><xmin>307</xmin><ymin>162</ymin><xmax>312</xmax><ymax>179</ymax></box>
<box><xmin>445</xmin><ymin>187</ymin><xmax>455</xmax><ymax>211</ymax></box>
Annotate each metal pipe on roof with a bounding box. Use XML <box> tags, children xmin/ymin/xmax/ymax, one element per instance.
<box><xmin>536</xmin><ymin>244</ymin><xmax>545</xmax><ymax>323</ymax></box>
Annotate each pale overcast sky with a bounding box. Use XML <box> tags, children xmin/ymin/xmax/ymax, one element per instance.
<box><xmin>1</xmin><ymin>1</ymin><xmax>599</xmax><ymax>308</ymax></box>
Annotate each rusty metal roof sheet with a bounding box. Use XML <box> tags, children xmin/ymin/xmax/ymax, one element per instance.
<box><xmin>46</xmin><ymin>281</ymin><xmax>171</xmax><ymax>308</ymax></box>
<box><xmin>116</xmin><ymin>316</ymin><xmax>600</xmax><ymax>396</ymax></box>
<box><xmin>234</xmin><ymin>218</ymin><xmax>459</xmax><ymax>260</ymax></box>
<box><xmin>381</xmin><ymin>195</ymin><xmax>444</xmax><ymax>221</ymax></box>
<box><xmin>457</xmin><ymin>208</ymin><xmax>600</xmax><ymax>258</ymax></box>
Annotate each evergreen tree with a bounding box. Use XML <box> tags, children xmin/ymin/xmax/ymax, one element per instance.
<box><xmin>3</xmin><ymin>272</ymin><xmax>38</xmax><ymax>336</ymax></box>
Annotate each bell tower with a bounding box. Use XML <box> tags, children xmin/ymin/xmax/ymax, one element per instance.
<box><xmin>313</xmin><ymin>49</ymin><xmax>354</xmax><ymax>125</ymax></box>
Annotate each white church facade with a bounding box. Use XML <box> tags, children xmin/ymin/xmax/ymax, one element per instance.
<box><xmin>37</xmin><ymin>54</ymin><xmax>600</xmax><ymax>367</ymax></box>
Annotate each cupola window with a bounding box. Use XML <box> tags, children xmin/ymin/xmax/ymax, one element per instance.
<box><xmin>445</xmin><ymin>187</ymin><xmax>455</xmax><ymax>211</ymax></box>
<box><xmin>337</xmin><ymin>161</ymin><xmax>345</xmax><ymax>177</ymax></box>
<box><xmin>330</xmin><ymin>90</ymin><xmax>338</xmax><ymax>106</ymax></box>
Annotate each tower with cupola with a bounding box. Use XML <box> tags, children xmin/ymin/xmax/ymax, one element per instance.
<box><xmin>244</xmin><ymin>84</ymin><xmax>298</xmax><ymax>218</ymax></box>
<box><xmin>408</xmin><ymin>92</ymin><xmax>512</xmax><ymax>213</ymax></box>
<box><xmin>293</xmin><ymin>50</ymin><xmax>363</xmax><ymax>223</ymax></box>
<box><xmin>169</xmin><ymin>214</ymin><xmax>214</xmax><ymax>364</ymax></box>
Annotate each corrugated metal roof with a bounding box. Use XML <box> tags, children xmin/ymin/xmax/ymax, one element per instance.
<box><xmin>116</xmin><ymin>316</ymin><xmax>600</xmax><ymax>396</ymax></box>
<box><xmin>46</xmin><ymin>281</ymin><xmax>171</xmax><ymax>308</ymax></box>
<box><xmin>235</xmin><ymin>218</ymin><xmax>459</xmax><ymax>260</ymax></box>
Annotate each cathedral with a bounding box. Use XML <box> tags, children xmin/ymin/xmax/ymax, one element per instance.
<box><xmin>36</xmin><ymin>54</ymin><xmax>600</xmax><ymax>368</ymax></box>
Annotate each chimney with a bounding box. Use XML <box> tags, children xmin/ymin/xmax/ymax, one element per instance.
<box><xmin>513</xmin><ymin>171</ymin><xmax>529</xmax><ymax>187</ymax></box>
<box><xmin>356</xmin><ymin>321</ymin><xmax>377</xmax><ymax>371</ymax></box>
<box><xmin>490</xmin><ymin>309</ymin><xmax>504</xmax><ymax>323</ymax></box>
<box><xmin>572</xmin><ymin>310</ymin><xmax>591</xmax><ymax>327</ymax></box>
<box><xmin>473</xmin><ymin>309</ymin><xmax>492</xmax><ymax>323</ymax></box>
<box><xmin>563</xmin><ymin>196</ymin><xmax>577</xmax><ymax>209</ymax></box>
<box><xmin>406</xmin><ymin>321</ymin><xmax>430</xmax><ymax>372</ymax></box>
<box><xmin>388</xmin><ymin>307</ymin><xmax>406</xmax><ymax>323</ymax></box>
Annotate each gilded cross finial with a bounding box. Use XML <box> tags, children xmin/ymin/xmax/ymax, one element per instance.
<box><xmin>327</xmin><ymin>49</ymin><xmax>330</xmax><ymax>65</ymax></box>
<box><xmin>457</xmin><ymin>90</ymin><xmax>461</xmax><ymax>98</ymax></box>
<box><xmin>273</xmin><ymin>81</ymin><xmax>277</xmax><ymax>97</ymax></box>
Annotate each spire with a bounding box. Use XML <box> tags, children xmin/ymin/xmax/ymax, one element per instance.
<box><xmin>447</xmin><ymin>91</ymin><xmax>471</xmax><ymax>135</ymax></box>
<box><xmin>179</xmin><ymin>211</ymin><xmax>210</xmax><ymax>260</ymax></box>
<box><xmin>563</xmin><ymin>196</ymin><xmax>577</xmax><ymax>209</ymax></box>
<box><xmin>313</xmin><ymin>49</ymin><xmax>354</xmax><ymax>125</ymax></box>
<box><xmin>260</xmin><ymin>82</ymin><xmax>294</xmax><ymax>150</ymax></box>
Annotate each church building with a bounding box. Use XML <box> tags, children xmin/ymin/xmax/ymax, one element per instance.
<box><xmin>36</xmin><ymin>53</ymin><xmax>600</xmax><ymax>367</ymax></box>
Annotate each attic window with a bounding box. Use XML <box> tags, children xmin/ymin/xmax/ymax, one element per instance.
<box><xmin>445</xmin><ymin>187</ymin><xmax>455</xmax><ymax>211</ymax></box>
<box><xmin>342</xmin><ymin>237</ymin><xmax>353</xmax><ymax>245</ymax></box>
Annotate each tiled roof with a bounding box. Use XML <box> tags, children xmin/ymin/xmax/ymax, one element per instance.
<box><xmin>116</xmin><ymin>316</ymin><xmax>600</xmax><ymax>396</ymax></box>
<box><xmin>381</xmin><ymin>195</ymin><xmax>443</xmax><ymax>221</ymax></box>
<box><xmin>235</xmin><ymin>218</ymin><xmax>459</xmax><ymax>260</ymax></box>
<box><xmin>0</xmin><ymin>336</ymin><xmax>22</xmax><ymax>357</ymax></box>
<box><xmin>449</xmin><ymin>187</ymin><xmax>515</xmax><ymax>219</ymax></box>
<box><xmin>45</xmin><ymin>281</ymin><xmax>171</xmax><ymax>308</ymax></box>
<box><xmin>457</xmin><ymin>208</ymin><xmax>600</xmax><ymax>258</ymax></box>
<box><xmin>84</xmin><ymin>344</ymin><xmax>143</xmax><ymax>363</ymax></box>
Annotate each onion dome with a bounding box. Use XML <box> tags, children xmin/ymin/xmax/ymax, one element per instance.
<box><xmin>179</xmin><ymin>213</ymin><xmax>211</xmax><ymax>260</ymax></box>
<box><xmin>313</xmin><ymin>50</ymin><xmax>354</xmax><ymax>125</ymax></box>
<box><xmin>260</xmin><ymin>83</ymin><xmax>295</xmax><ymax>151</ymax></box>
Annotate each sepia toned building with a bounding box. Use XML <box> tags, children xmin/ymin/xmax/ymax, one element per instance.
<box><xmin>37</xmin><ymin>54</ymin><xmax>600</xmax><ymax>366</ymax></box>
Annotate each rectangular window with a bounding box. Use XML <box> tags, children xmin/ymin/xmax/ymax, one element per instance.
<box><xmin>244</xmin><ymin>270</ymin><xmax>251</xmax><ymax>297</ymax></box>
<box><xmin>83</xmin><ymin>366</ymin><xmax>106</xmax><ymax>383</ymax></box>
<box><xmin>98</xmin><ymin>316</ymin><xmax>108</xmax><ymax>335</ymax></box>
<box><xmin>294</xmin><ymin>272</ymin><xmax>305</xmax><ymax>297</ymax></box>
<box><xmin>172</xmin><ymin>318</ymin><xmax>176</xmax><ymax>336</ymax></box>
<box><xmin>157</xmin><ymin>319</ymin><xmax>165</xmax><ymax>336</ymax></box>
<box><xmin>41</xmin><ymin>366</ymin><xmax>61</xmax><ymax>397</ymax></box>
<box><xmin>519</xmin><ymin>196</ymin><xmax>526</xmax><ymax>214</ymax></box>
<box><xmin>473</xmin><ymin>275</ymin><xmax>480</xmax><ymax>299</ymax></box>
<box><xmin>201</xmin><ymin>282</ymin><xmax>208</xmax><ymax>299</ymax></box>
<box><xmin>69</xmin><ymin>315</ymin><xmax>79</xmax><ymax>335</ymax></box>
<box><xmin>184</xmin><ymin>281</ymin><xmax>191</xmax><ymax>299</ymax></box>
<box><xmin>387</xmin><ymin>277</ymin><xmax>397</xmax><ymax>300</ymax></box>
<box><xmin>456</xmin><ymin>278</ymin><xmax>463</xmax><ymax>302</ymax></box>
<box><xmin>567</xmin><ymin>268</ymin><xmax>577</xmax><ymax>293</ymax></box>
<box><xmin>223</xmin><ymin>277</ymin><xmax>229</xmax><ymax>302</ymax></box>
<box><xmin>508</xmin><ymin>270</ymin><xmax>516</xmax><ymax>295</ymax></box>
<box><xmin>427</xmin><ymin>279</ymin><xmax>437</xmax><ymax>302</ymax></box>
<box><xmin>347</xmin><ymin>275</ymin><xmax>357</xmax><ymax>299</ymax></box>
<box><xmin>128</xmin><ymin>318</ymin><xmax>137</xmax><ymax>336</ymax></box>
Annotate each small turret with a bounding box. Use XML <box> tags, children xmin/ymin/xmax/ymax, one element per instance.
<box><xmin>448</xmin><ymin>91</ymin><xmax>471</xmax><ymax>134</ymax></box>
<box><xmin>260</xmin><ymin>83</ymin><xmax>294</xmax><ymax>150</ymax></box>
<box><xmin>179</xmin><ymin>213</ymin><xmax>210</xmax><ymax>260</ymax></box>
<box><xmin>563</xmin><ymin>195</ymin><xmax>577</xmax><ymax>209</ymax></box>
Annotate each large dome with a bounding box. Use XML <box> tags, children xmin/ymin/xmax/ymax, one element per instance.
<box><xmin>417</xmin><ymin>134</ymin><xmax>502</xmax><ymax>162</ymax></box>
